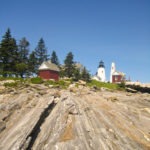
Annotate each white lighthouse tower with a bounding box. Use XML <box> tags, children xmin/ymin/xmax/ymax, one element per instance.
<box><xmin>110</xmin><ymin>62</ymin><xmax>116</xmax><ymax>83</ymax></box>
<box><xmin>97</xmin><ymin>61</ymin><xmax>106</xmax><ymax>82</ymax></box>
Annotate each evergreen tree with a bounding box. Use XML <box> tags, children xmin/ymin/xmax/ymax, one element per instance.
<box><xmin>35</xmin><ymin>38</ymin><xmax>49</xmax><ymax>66</ymax></box>
<box><xmin>28</xmin><ymin>51</ymin><xmax>38</xmax><ymax>76</ymax></box>
<box><xmin>0</xmin><ymin>28</ymin><xmax>18</xmax><ymax>76</ymax></box>
<box><xmin>73</xmin><ymin>68</ymin><xmax>81</xmax><ymax>81</ymax></box>
<box><xmin>50</xmin><ymin>51</ymin><xmax>59</xmax><ymax>66</ymax></box>
<box><xmin>18</xmin><ymin>37</ymin><xmax>29</xmax><ymax>63</ymax></box>
<box><xmin>17</xmin><ymin>37</ymin><xmax>30</xmax><ymax>77</ymax></box>
<box><xmin>16</xmin><ymin>63</ymin><xmax>28</xmax><ymax>78</ymax></box>
<box><xmin>64</xmin><ymin>52</ymin><xmax>75</xmax><ymax>78</ymax></box>
<box><xmin>81</xmin><ymin>67</ymin><xmax>91</xmax><ymax>82</ymax></box>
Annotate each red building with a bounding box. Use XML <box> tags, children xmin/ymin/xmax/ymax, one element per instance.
<box><xmin>38</xmin><ymin>61</ymin><xmax>60</xmax><ymax>80</ymax></box>
<box><xmin>112</xmin><ymin>71</ymin><xmax>125</xmax><ymax>83</ymax></box>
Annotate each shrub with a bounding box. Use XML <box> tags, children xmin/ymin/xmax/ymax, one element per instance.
<box><xmin>30</xmin><ymin>77</ymin><xmax>43</xmax><ymax>84</ymax></box>
<box><xmin>57</xmin><ymin>80</ymin><xmax>66</xmax><ymax>86</ymax></box>
<box><xmin>4</xmin><ymin>82</ymin><xmax>18</xmax><ymax>87</ymax></box>
<box><xmin>118</xmin><ymin>82</ymin><xmax>125</xmax><ymax>90</ymax></box>
<box><xmin>45</xmin><ymin>80</ymin><xmax>57</xmax><ymax>87</ymax></box>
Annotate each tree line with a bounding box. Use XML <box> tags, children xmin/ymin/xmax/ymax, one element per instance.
<box><xmin>0</xmin><ymin>28</ymin><xmax>90</xmax><ymax>81</ymax></box>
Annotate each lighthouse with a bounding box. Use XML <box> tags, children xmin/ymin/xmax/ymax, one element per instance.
<box><xmin>110</xmin><ymin>62</ymin><xmax>116</xmax><ymax>83</ymax></box>
<box><xmin>97</xmin><ymin>60</ymin><xmax>106</xmax><ymax>82</ymax></box>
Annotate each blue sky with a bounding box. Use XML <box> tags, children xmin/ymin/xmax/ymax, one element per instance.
<box><xmin>0</xmin><ymin>0</ymin><xmax>150</xmax><ymax>83</ymax></box>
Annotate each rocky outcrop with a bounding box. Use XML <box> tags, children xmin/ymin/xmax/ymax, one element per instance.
<box><xmin>0</xmin><ymin>85</ymin><xmax>150</xmax><ymax>150</ymax></box>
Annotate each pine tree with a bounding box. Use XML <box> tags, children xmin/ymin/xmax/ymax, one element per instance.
<box><xmin>81</xmin><ymin>67</ymin><xmax>91</xmax><ymax>82</ymax></box>
<box><xmin>17</xmin><ymin>37</ymin><xmax>30</xmax><ymax>77</ymax></box>
<box><xmin>50</xmin><ymin>51</ymin><xmax>59</xmax><ymax>66</ymax></box>
<box><xmin>0</xmin><ymin>28</ymin><xmax>18</xmax><ymax>77</ymax></box>
<box><xmin>28</xmin><ymin>51</ymin><xmax>38</xmax><ymax>76</ymax></box>
<box><xmin>35</xmin><ymin>38</ymin><xmax>49</xmax><ymax>66</ymax></box>
<box><xmin>15</xmin><ymin>63</ymin><xmax>28</xmax><ymax>78</ymax></box>
<box><xmin>64</xmin><ymin>52</ymin><xmax>75</xmax><ymax>78</ymax></box>
<box><xmin>18</xmin><ymin>37</ymin><xmax>29</xmax><ymax>63</ymax></box>
<box><xmin>73</xmin><ymin>68</ymin><xmax>81</xmax><ymax>81</ymax></box>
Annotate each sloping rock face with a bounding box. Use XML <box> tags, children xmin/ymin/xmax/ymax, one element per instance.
<box><xmin>0</xmin><ymin>85</ymin><xmax>150</xmax><ymax>150</ymax></box>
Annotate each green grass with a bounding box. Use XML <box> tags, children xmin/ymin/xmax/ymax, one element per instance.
<box><xmin>87</xmin><ymin>80</ymin><xmax>121</xmax><ymax>90</ymax></box>
<box><xmin>4</xmin><ymin>82</ymin><xmax>18</xmax><ymax>87</ymax></box>
<box><xmin>45</xmin><ymin>79</ymin><xmax>71</xmax><ymax>89</ymax></box>
<box><xmin>0</xmin><ymin>76</ymin><xmax>71</xmax><ymax>88</ymax></box>
<box><xmin>30</xmin><ymin>77</ymin><xmax>43</xmax><ymax>84</ymax></box>
<box><xmin>0</xmin><ymin>77</ymin><xmax>27</xmax><ymax>88</ymax></box>
<box><xmin>0</xmin><ymin>77</ymin><xmax>125</xmax><ymax>91</ymax></box>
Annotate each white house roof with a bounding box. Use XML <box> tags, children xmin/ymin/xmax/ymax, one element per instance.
<box><xmin>38</xmin><ymin>60</ymin><xmax>60</xmax><ymax>72</ymax></box>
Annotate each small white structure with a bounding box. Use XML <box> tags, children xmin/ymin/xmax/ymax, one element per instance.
<box><xmin>110</xmin><ymin>62</ymin><xmax>116</xmax><ymax>83</ymax></box>
<box><xmin>93</xmin><ymin>61</ymin><xmax>106</xmax><ymax>82</ymax></box>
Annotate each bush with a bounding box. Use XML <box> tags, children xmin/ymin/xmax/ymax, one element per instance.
<box><xmin>45</xmin><ymin>80</ymin><xmax>56</xmax><ymax>86</ymax></box>
<box><xmin>118</xmin><ymin>82</ymin><xmax>125</xmax><ymax>89</ymax></box>
<box><xmin>4</xmin><ymin>82</ymin><xmax>18</xmax><ymax>87</ymax></box>
<box><xmin>0</xmin><ymin>77</ymin><xmax>5</xmax><ymax>81</ymax></box>
<box><xmin>30</xmin><ymin>77</ymin><xmax>43</xmax><ymax>84</ymax></box>
<box><xmin>57</xmin><ymin>80</ymin><xmax>66</xmax><ymax>86</ymax></box>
